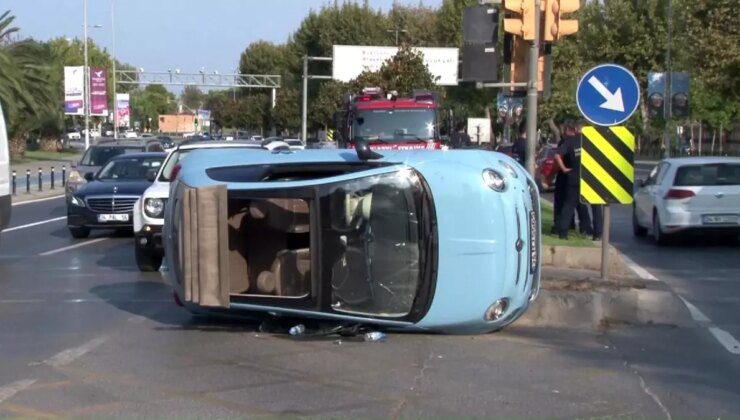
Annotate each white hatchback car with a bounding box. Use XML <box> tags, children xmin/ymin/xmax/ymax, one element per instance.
<box><xmin>633</xmin><ymin>157</ymin><xmax>740</xmax><ymax>245</ymax></box>
<box><xmin>132</xmin><ymin>139</ymin><xmax>290</xmax><ymax>271</ymax></box>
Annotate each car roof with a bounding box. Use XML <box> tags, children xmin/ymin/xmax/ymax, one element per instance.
<box><xmin>94</xmin><ymin>140</ymin><xmax>146</xmax><ymax>147</ymax></box>
<box><xmin>177</xmin><ymin>140</ymin><xmax>263</xmax><ymax>150</ymax></box>
<box><xmin>109</xmin><ymin>152</ymin><xmax>167</xmax><ymax>160</ymax></box>
<box><xmin>662</xmin><ymin>156</ymin><xmax>740</xmax><ymax>166</ymax></box>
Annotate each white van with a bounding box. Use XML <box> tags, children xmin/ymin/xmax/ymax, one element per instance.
<box><xmin>0</xmin><ymin>101</ymin><xmax>11</xmax><ymax>234</ymax></box>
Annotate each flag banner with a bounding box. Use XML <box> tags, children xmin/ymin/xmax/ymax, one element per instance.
<box><xmin>115</xmin><ymin>93</ymin><xmax>130</xmax><ymax>128</ymax></box>
<box><xmin>64</xmin><ymin>66</ymin><xmax>84</xmax><ymax>115</ymax></box>
<box><xmin>90</xmin><ymin>67</ymin><xmax>108</xmax><ymax>116</ymax></box>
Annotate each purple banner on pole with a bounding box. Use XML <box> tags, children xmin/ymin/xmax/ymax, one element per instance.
<box><xmin>90</xmin><ymin>67</ymin><xmax>108</xmax><ymax>116</ymax></box>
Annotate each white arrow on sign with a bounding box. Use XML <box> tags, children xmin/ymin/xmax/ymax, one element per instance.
<box><xmin>588</xmin><ymin>76</ymin><xmax>625</xmax><ymax>112</ymax></box>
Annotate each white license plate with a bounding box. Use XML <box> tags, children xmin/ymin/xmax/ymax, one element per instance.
<box><xmin>702</xmin><ymin>215</ymin><xmax>739</xmax><ymax>225</ymax></box>
<box><xmin>97</xmin><ymin>213</ymin><xmax>129</xmax><ymax>222</ymax></box>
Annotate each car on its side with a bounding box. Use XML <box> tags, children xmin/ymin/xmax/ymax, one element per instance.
<box><xmin>162</xmin><ymin>145</ymin><xmax>541</xmax><ymax>334</ymax></box>
<box><xmin>66</xmin><ymin>140</ymin><xmax>166</xmax><ymax>198</ymax></box>
<box><xmin>633</xmin><ymin>157</ymin><xmax>740</xmax><ymax>245</ymax></box>
<box><xmin>67</xmin><ymin>152</ymin><xmax>166</xmax><ymax>238</ymax></box>
<box><xmin>132</xmin><ymin>140</ymin><xmax>291</xmax><ymax>271</ymax></box>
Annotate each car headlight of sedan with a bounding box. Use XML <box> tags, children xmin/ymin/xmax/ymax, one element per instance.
<box><xmin>144</xmin><ymin>198</ymin><xmax>165</xmax><ymax>218</ymax></box>
<box><xmin>69</xmin><ymin>195</ymin><xmax>85</xmax><ymax>207</ymax></box>
<box><xmin>67</xmin><ymin>170</ymin><xmax>85</xmax><ymax>184</ymax></box>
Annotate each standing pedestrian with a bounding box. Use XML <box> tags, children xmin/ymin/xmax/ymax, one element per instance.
<box><xmin>512</xmin><ymin>121</ymin><xmax>527</xmax><ymax>166</ymax></box>
<box><xmin>449</xmin><ymin>122</ymin><xmax>472</xmax><ymax>149</ymax></box>
<box><xmin>553</xmin><ymin>120</ymin><xmax>591</xmax><ymax>239</ymax></box>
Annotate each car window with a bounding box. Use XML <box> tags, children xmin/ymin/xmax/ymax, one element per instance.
<box><xmin>80</xmin><ymin>146</ymin><xmax>126</xmax><ymax>166</ymax></box>
<box><xmin>656</xmin><ymin>162</ymin><xmax>671</xmax><ymax>185</ymax></box>
<box><xmin>97</xmin><ymin>156</ymin><xmax>164</xmax><ymax>181</ymax></box>
<box><xmin>159</xmin><ymin>150</ymin><xmax>188</xmax><ymax>182</ymax></box>
<box><xmin>674</xmin><ymin>163</ymin><xmax>740</xmax><ymax>186</ymax></box>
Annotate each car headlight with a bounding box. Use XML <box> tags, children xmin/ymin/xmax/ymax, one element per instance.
<box><xmin>69</xmin><ymin>195</ymin><xmax>85</xmax><ymax>207</ymax></box>
<box><xmin>67</xmin><ymin>170</ymin><xmax>85</xmax><ymax>184</ymax></box>
<box><xmin>145</xmin><ymin>198</ymin><xmax>165</xmax><ymax>218</ymax></box>
<box><xmin>484</xmin><ymin>298</ymin><xmax>509</xmax><ymax>321</ymax></box>
<box><xmin>482</xmin><ymin>169</ymin><xmax>507</xmax><ymax>192</ymax></box>
<box><xmin>499</xmin><ymin>160</ymin><xmax>519</xmax><ymax>178</ymax></box>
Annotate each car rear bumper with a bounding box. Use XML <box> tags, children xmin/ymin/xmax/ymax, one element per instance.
<box><xmin>662</xmin><ymin>207</ymin><xmax>740</xmax><ymax>234</ymax></box>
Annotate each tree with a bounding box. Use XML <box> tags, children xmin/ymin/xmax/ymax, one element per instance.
<box><xmin>130</xmin><ymin>84</ymin><xmax>176</xmax><ymax>131</ymax></box>
<box><xmin>180</xmin><ymin>85</ymin><xmax>204</xmax><ymax>111</ymax></box>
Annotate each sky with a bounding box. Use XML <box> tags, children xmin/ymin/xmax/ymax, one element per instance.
<box><xmin>6</xmin><ymin>0</ymin><xmax>443</xmax><ymax>79</ymax></box>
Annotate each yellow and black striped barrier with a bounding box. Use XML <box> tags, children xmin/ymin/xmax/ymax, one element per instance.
<box><xmin>580</xmin><ymin>126</ymin><xmax>635</xmax><ymax>205</ymax></box>
<box><xmin>327</xmin><ymin>129</ymin><xmax>334</xmax><ymax>142</ymax></box>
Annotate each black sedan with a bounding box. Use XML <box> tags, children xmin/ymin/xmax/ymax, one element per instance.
<box><xmin>67</xmin><ymin>152</ymin><xmax>166</xmax><ymax>238</ymax></box>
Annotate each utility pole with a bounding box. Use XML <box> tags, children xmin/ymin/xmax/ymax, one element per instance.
<box><xmin>302</xmin><ymin>56</ymin><xmax>308</xmax><ymax>142</ymax></box>
<box><xmin>83</xmin><ymin>0</ymin><xmax>90</xmax><ymax>150</ymax></box>
<box><xmin>663</xmin><ymin>0</ymin><xmax>673</xmax><ymax>158</ymax></box>
<box><xmin>524</xmin><ymin>0</ymin><xmax>541</xmax><ymax>177</ymax></box>
<box><xmin>111</xmin><ymin>0</ymin><xmax>117</xmax><ymax>139</ymax></box>
<box><xmin>387</xmin><ymin>28</ymin><xmax>408</xmax><ymax>46</ymax></box>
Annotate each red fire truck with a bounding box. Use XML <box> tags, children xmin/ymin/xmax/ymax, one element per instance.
<box><xmin>336</xmin><ymin>87</ymin><xmax>442</xmax><ymax>150</ymax></box>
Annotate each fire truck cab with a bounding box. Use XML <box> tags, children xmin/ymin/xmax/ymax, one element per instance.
<box><xmin>336</xmin><ymin>87</ymin><xmax>441</xmax><ymax>151</ymax></box>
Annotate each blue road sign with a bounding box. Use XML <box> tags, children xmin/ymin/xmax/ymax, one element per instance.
<box><xmin>576</xmin><ymin>64</ymin><xmax>640</xmax><ymax>127</ymax></box>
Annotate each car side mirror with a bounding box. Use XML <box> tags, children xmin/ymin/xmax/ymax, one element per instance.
<box><xmin>84</xmin><ymin>172</ymin><xmax>94</xmax><ymax>182</ymax></box>
<box><xmin>355</xmin><ymin>139</ymin><xmax>383</xmax><ymax>161</ymax></box>
<box><xmin>146</xmin><ymin>169</ymin><xmax>158</xmax><ymax>182</ymax></box>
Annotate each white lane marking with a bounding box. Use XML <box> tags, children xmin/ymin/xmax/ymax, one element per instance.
<box><xmin>708</xmin><ymin>327</ymin><xmax>740</xmax><ymax>355</ymax></box>
<box><xmin>39</xmin><ymin>238</ymin><xmax>109</xmax><ymax>256</ymax></box>
<box><xmin>620</xmin><ymin>254</ymin><xmax>658</xmax><ymax>281</ymax></box>
<box><xmin>678</xmin><ymin>296</ymin><xmax>711</xmax><ymax>323</ymax></box>
<box><xmin>0</xmin><ymin>379</ymin><xmax>37</xmax><ymax>404</ymax></box>
<box><xmin>41</xmin><ymin>336</ymin><xmax>108</xmax><ymax>368</ymax></box>
<box><xmin>12</xmin><ymin>194</ymin><xmax>65</xmax><ymax>206</ymax></box>
<box><xmin>2</xmin><ymin>216</ymin><xmax>66</xmax><ymax>233</ymax></box>
<box><xmin>679</xmin><ymin>296</ymin><xmax>740</xmax><ymax>355</ymax></box>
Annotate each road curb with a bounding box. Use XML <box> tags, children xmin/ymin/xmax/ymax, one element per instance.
<box><xmin>543</xmin><ymin>244</ymin><xmax>633</xmax><ymax>275</ymax></box>
<box><xmin>519</xmin><ymin>274</ymin><xmax>694</xmax><ymax>329</ymax></box>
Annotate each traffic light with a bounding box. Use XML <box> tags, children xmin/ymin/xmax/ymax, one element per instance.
<box><xmin>503</xmin><ymin>0</ymin><xmax>537</xmax><ymax>40</ymax></box>
<box><xmin>507</xmin><ymin>35</ymin><xmax>545</xmax><ymax>92</ymax></box>
<box><xmin>542</xmin><ymin>0</ymin><xmax>580</xmax><ymax>42</ymax></box>
<box><xmin>647</xmin><ymin>72</ymin><xmax>665</xmax><ymax>120</ymax></box>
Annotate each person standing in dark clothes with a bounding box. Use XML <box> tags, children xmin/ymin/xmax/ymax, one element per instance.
<box><xmin>512</xmin><ymin>121</ymin><xmax>527</xmax><ymax>166</ymax></box>
<box><xmin>553</xmin><ymin>120</ymin><xmax>591</xmax><ymax>239</ymax></box>
<box><xmin>449</xmin><ymin>122</ymin><xmax>472</xmax><ymax>149</ymax></box>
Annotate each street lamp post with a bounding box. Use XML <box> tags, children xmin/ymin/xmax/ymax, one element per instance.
<box><xmin>111</xmin><ymin>0</ymin><xmax>118</xmax><ymax>139</ymax></box>
<box><xmin>83</xmin><ymin>0</ymin><xmax>89</xmax><ymax>150</ymax></box>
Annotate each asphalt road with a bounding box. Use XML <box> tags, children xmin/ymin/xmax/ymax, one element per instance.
<box><xmin>0</xmin><ymin>196</ymin><xmax>739</xmax><ymax>416</ymax></box>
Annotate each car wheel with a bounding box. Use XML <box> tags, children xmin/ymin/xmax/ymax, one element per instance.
<box><xmin>135</xmin><ymin>244</ymin><xmax>163</xmax><ymax>272</ymax></box>
<box><xmin>652</xmin><ymin>212</ymin><xmax>670</xmax><ymax>246</ymax></box>
<box><xmin>68</xmin><ymin>226</ymin><xmax>90</xmax><ymax>239</ymax></box>
<box><xmin>633</xmin><ymin>206</ymin><xmax>647</xmax><ymax>237</ymax></box>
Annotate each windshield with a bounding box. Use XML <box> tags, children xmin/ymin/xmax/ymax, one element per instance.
<box><xmin>80</xmin><ymin>146</ymin><xmax>140</xmax><ymax>166</ymax></box>
<box><xmin>674</xmin><ymin>164</ymin><xmax>740</xmax><ymax>186</ymax></box>
<box><xmin>97</xmin><ymin>156</ymin><xmax>164</xmax><ymax>181</ymax></box>
<box><xmin>320</xmin><ymin>169</ymin><xmax>428</xmax><ymax>317</ymax></box>
<box><xmin>353</xmin><ymin>108</ymin><xmax>436</xmax><ymax>142</ymax></box>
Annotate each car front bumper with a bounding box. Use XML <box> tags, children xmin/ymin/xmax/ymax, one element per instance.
<box><xmin>134</xmin><ymin>224</ymin><xmax>163</xmax><ymax>254</ymax></box>
<box><xmin>67</xmin><ymin>204</ymin><xmax>133</xmax><ymax>229</ymax></box>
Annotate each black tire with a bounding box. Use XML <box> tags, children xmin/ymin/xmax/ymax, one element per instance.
<box><xmin>68</xmin><ymin>226</ymin><xmax>90</xmax><ymax>239</ymax></box>
<box><xmin>633</xmin><ymin>206</ymin><xmax>648</xmax><ymax>237</ymax></box>
<box><xmin>135</xmin><ymin>244</ymin><xmax>163</xmax><ymax>272</ymax></box>
<box><xmin>652</xmin><ymin>212</ymin><xmax>670</xmax><ymax>246</ymax></box>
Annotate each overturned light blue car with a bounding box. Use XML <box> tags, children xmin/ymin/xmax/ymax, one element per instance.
<box><xmin>162</xmin><ymin>146</ymin><xmax>541</xmax><ymax>334</ymax></box>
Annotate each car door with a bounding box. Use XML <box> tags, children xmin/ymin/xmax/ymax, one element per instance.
<box><xmin>635</xmin><ymin>164</ymin><xmax>658</xmax><ymax>224</ymax></box>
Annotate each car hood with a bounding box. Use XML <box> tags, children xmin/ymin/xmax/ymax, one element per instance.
<box><xmin>76</xmin><ymin>180</ymin><xmax>153</xmax><ymax>196</ymax></box>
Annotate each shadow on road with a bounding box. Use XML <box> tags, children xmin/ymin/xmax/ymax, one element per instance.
<box><xmin>89</xmin><ymin>280</ymin><xmax>187</xmax><ymax>326</ymax></box>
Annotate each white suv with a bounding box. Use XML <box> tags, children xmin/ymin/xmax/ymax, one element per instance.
<box><xmin>132</xmin><ymin>139</ymin><xmax>290</xmax><ymax>271</ymax></box>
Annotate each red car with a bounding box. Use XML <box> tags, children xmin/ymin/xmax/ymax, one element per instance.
<box><xmin>535</xmin><ymin>144</ymin><xmax>558</xmax><ymax>192</ymax></box>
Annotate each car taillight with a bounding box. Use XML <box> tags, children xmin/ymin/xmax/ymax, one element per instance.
<box><xmin>170</xmin><ymin>163</ymin><xmax>182</xmax><ymax>180</ymax></box>
<box><xmin>664</xmin><ymin>189</ymin><xmax>695</xmax><ymax>199</ymax></box>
